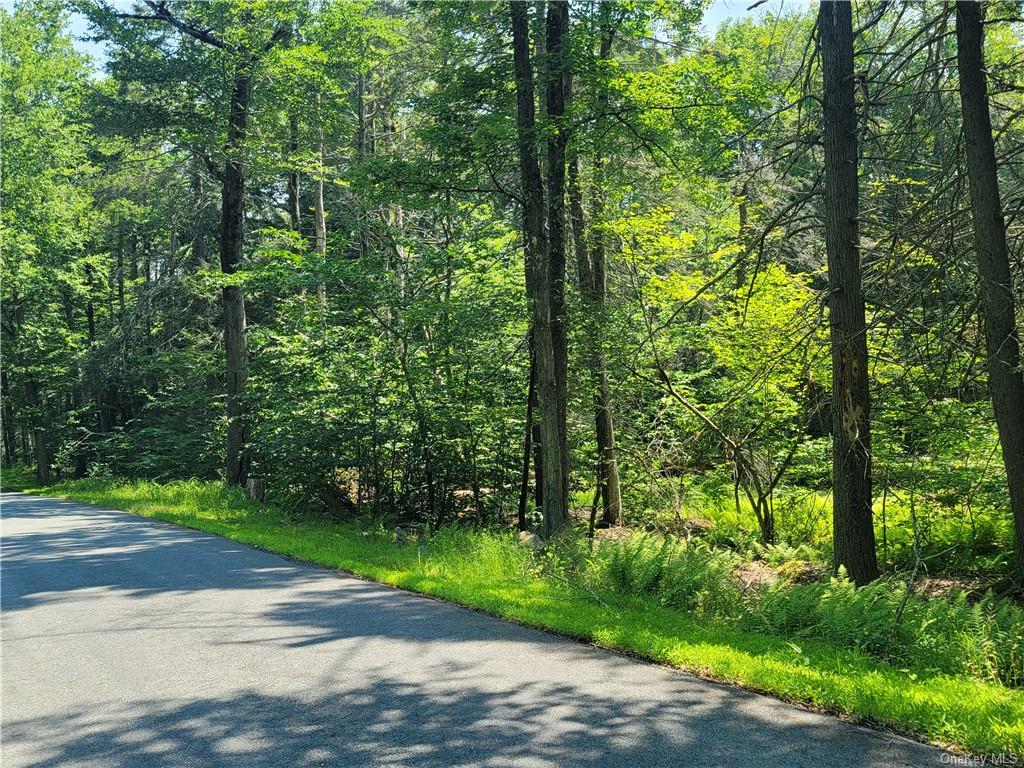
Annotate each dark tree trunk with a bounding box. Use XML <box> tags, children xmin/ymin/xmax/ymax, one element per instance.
<box><xmin>26</xmin><ymin>377</ymin><xmax>49</xmax><ymax>484</ymax></box>
<box><xmin>1</xmin><ymin>370</ymin><xmax>16</xmax><ymax>465</ymax></box>
<box><xmin>85</xmin><ymin>262</ymin><xmax>101</xmax><ymax>455</ymax></box>
<box><xmin>956</xmin><ymin>0</ymin><xmax>1024</xmax><ymax>585</ymax></box>
<box><xmin>819</xmin><ymin>0</ymin><xmax>878</xmax><ymax>585</ymax></box>
<box><xmin>33</xmin><ymin>428</ymin><xmax>50</xmax><ymax>484</ymax></box>
<box><xmin>221</xmin><ymin>66</ymin><xmax>253</xmax><ymax>487</ymax></box>
<box><xmin>568</xmin><ymin>157</ymin><xmax>623</xmax><ymax>526</ymax></box>
<box><xmin>545</xmin><ymin>0</ymin><xmax>571</xmax><ymax>517</ymax></box>
<box><xmin>511</xmin><ymin>0</ymin><xmax>565</xmax><ymax>538</ymax></box>
<box><xmin>287</xmin><ymin>113</ymin><xmax>301</xmax><ymax>232</ymax></box>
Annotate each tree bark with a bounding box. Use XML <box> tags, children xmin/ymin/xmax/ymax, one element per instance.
<box><xmin>819</xmin><ymin>0</ymin><xmax>878</xmax><ymax>585</ymax></box>
<box><xmin>511</xmin><ymin>0</ymin><xmax>566</xmax><ymax>538</ymax></box>
<box><xmin>518</xmin><ymin>347</ymin><xmax>536</xmax><ymax>532</ymax></box>
<box><xmin>956</xmin><ymin>0</ymin><xmax>1024</xmax><ymax>585</ymax></box>
<box><xmin>545</xmin><ymin>0</ymin><xmax>571</xmax><ymax>517</ymax></box>
<box><xmin>221</xmin><ymin>66</ymin><xmax>252</xmax><ymax>487</ymax></box>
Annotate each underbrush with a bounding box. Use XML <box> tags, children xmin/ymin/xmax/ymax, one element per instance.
<box><xmin>578</xmin><ymin>533</ymin><xmax>1023</xmax><ymax>687</ymax></box>
<box><xmin>629</xmin><ymin>474</ymin><xmax>1014</xmax><ymax>578</ymax></box>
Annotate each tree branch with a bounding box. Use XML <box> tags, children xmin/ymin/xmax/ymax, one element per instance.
<box><xmin>141</xmin><ymin>0</ymin><xmax>233</xmax><ymax>51</ymax></box>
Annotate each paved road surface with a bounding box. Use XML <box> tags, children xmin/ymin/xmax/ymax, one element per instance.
<box><xmin>1</xmin><ymin>491</ymin><xmax>945</xmax><ymax>767</ymax></box>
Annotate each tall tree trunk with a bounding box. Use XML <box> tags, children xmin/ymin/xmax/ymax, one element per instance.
<box><xmin>287</xmin><ymin>113</ymin><xmax>301</xmax><ymax>232</ymax></box>
<box><xmin>587</xmin><ymin>4</ymin><xmax>623</xmax><ymax>526</ymax></box>
<box><xmin>128</xmin><ymin>234</ymin><xmax>138</xmax><ymax>284</ymax></box>
<box><xmin>192</xmin><ymin>152</ymin><xmax>208</xmax><ymax>265</ymax></box>
<box><xmin>518</xmin><ymin>348</ymin><xmax>537</xmax><ymax>532</ymax></box>
<box><xmin>313</xmin><ymin>103</ymin><xmax>327</xmax><ymax>309</ymax></box>
<box><xmin>59</xmin><ymin>289</ymin><xmax>89</xmax><ymax>479</ymax></box>
<box><xmin>511</xmin><ymin>0</ymin><xmax>565</xmax><ymax>538</ymax></box>
<box><xmin>33</xmin><ymin>428</ymin><xmax>49</xmax><ymax>484</ymax></box>
<box><xmin>1</xmin><ymin>370</ymin><xmax>16</xmax><ymax>465</ymax></box>
<box><xmin>85</xmin><ymin>261</ymin><xmax>102</xmax><ymax>449</ymax></box>
<box><xmin>819</xmin><ymin>0</ymin><xmax>878</xmax><ymax>585</ymax></box>
<box><xmin>221</xmin><ymin>66</ymin><xmax>253</xmax><ymax>487</ymax></box>
<box><xmin>545</xmin><ymin>0</ymin><xmax>571</xmax><ymax>517</ymax></box>
<box><xmin>85</xmin><ymin>263</ymin><xmax>96</xmax><ymax>346</ymax></box>
<box><xmin>956</xmin><ymin>0</ymin><xmax>1024</xmax><ymax>585</ymax></box>
<box><xmin>26</xmin><ymin>377</ymin><xmax>48</xmax><ymax>484</ymax></box>
<box><xmin>356</xmin><ymin>72</ymin><xmax>370</xmax><ymax>260</ymax></box>
<box><xmin>735</xmin><ymin>181</ymin><xmax>750</xmax><ymax>292</ymax></box>
<box><xmin>116</xmin><ymin>229</ymin><xmax>125</xmax><ymax>319</ymax></box>
<box><xmin>569</xmin><ymin>157</ymin><xmax>623</xmax><ymax>526</ymax></box>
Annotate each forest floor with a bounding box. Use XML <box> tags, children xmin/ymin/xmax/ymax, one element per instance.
<box><xmin>2</xmin><ymin>469</ymin><xmax>1022</xmax><ymax>756</ymax></box>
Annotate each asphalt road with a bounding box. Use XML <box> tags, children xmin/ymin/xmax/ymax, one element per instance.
<box><xmin>1</xmin><ymin>491</ymin><xmax>946</xmax><ymax>767</ymax></box>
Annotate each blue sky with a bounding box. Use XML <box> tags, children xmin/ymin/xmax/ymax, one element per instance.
<box><xmin>64</xmin><ymin>0</ymin><xmax>815</xmax><ymax>70</ymax></box>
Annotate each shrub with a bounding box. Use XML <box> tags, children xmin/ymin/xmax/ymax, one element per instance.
<box><xmin>590</xmin><ymin>534</ymin><xmax>743</xmax><ymax>618</ymax></box>
<box><xmin>743</xmin><ymin>574</ymin><xmax>1024</xmax><ymax>686</ymax></box>
<box><xmin>572</xmin><ymin>532</ymin><xmax>1024</xmax><ymax>687</ymax></box>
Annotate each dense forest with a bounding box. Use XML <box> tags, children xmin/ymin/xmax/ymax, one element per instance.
<box><xmin>4</xmin><ymin>0</ymin><xmax>1024</xmax><ymax>668</ymax></box>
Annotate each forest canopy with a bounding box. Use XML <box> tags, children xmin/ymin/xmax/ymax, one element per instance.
<box><xmin>3</xmin><ymin>0</ymin><xmax>1024</xmax><ymax>597</ymax></box>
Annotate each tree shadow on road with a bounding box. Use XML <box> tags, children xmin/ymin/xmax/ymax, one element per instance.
<box><xmin>2</xmin><ymin>493</ymin><xmax>338</xmax><ymax>613</ymax></box>
<box><xmin>1</xmin><ymin>670</ymin><xmax>936</xmax><ymax>768</ymax></box>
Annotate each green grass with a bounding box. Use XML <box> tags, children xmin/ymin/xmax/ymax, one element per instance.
<box><xmin>4</xmin><ymin>466</ymin><xmax>1023</xmax><ymax>756</ymax></box>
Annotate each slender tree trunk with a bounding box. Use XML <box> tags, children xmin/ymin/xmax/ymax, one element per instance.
<box><xmin>569</xmin><ymin>157</ymin><xmax>623</xmax><ymax>526</ymax></box>
<box><xmin>85</xmin><ymin>262</ymin><xmax>101</xmax><ymax>451</ymax></box>
<box><xmin>587</xmin><ymin>5</ymin><xmax>623</xmax><ymax>526</ymax></box>
<box><xmin>313</xmin><ymin>105</ymin><xmax>327</xmax><ymax>309</ymax></box>
<box><xmin>518</xmin><ymin>346</ymin><xmax>537</xmax><ymax>531</ymax></box>
<box><xmin>221</xmin><ymin>66</ymin><xmax>253</xmax><ymax>487</ymax></box>
<box><xmin>511</xmin><ymin>1</ymin><xmax>565</xmax><ymax>538</ymax></box>
<box><xmin>356</xmin><ymin>72</ymin><xmax>370</xmax><ymax>260</ymax></box>
<box><xmin>128</xmin><ymin>234</ymin><xmax>137</xmax><ymax>283</ymax></box>
<box><xmin>287</xmin><ymin>113</ymin><xmax>301</xmax><ymax>232</ymax></box>
<box><xmin>956</xmin><ymin>0</ymin><xmax>1024</xmax><ymax>585</ymax></box>
<box><xmin>26</xmin><ymin>377</ymin><xmax>48</xmax><ymax>484</ymax></box>
<box><xmin>819</xmin><ymin>0</ymin><xmax>878</xmax><ymax>585</ymax></box>
<box><xmin>545</xmin><ymin>0</ymin><xmax>571</xmax><ymax>517</ymax></box>
<box><xmin>192</xmin><ymin>152</ymin><xmax>207</xmax><ymax>265</ymax></box>
<box><xmin>85</xmin><ymin>264</ymin><xmax>96</xmax><ymax>346</ymax></box>
<box><xmin>117</xmin><ymin>230</ymin><xmax>125</xmax><ymax>319</ymax></box>
<box><xmin>1</xmin><ymin>370</ymin><xmax>16</xmax><ymax>465</ymax></box>
<box><xmin>735</xmin><ymin>181</ymin><xmax>750</xmax><ymax>292</ymax></box>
